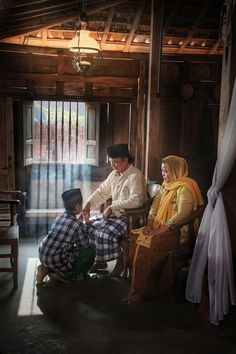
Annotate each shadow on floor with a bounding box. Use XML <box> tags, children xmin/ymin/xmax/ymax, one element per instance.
<box><xmin>0</xmin><ymin>238</ymin><xmax>236</xmax><ymax>354</ymax></box>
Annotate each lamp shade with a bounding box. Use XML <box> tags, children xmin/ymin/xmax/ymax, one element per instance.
<box><xmin>69</xmin><ymin>30</ymin><xmax>100</xmax><ymax>54</ymax></box>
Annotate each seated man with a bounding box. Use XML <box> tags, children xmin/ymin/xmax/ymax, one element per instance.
<box><xmin>36</xmin><ymin>188</ymin><xmax>95</xmax><ymax>284</ymax></box>
<box><xmin>83</xmin><ymin>143</ymin><xmax>147</xmax><ymax>275</ymax></box>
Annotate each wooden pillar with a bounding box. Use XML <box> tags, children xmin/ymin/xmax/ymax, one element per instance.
<box><xmin>135</xmin><ymin>58</ymin><xmax>147</xmax><ymax>172</ymax></box>
<box><xmin>130</xmin><ymin>100</ymin><xmax>138</xmax><ymax>161</ymax></box>
<box><xmin>145</xmin><ymin>0</ymin><xmax>164</xmax><ymax>180</ymax></box>
<box><xmin>56</xmin><ymin>81</ymin><xmax>64</xmax><ymax>97</ymax></box>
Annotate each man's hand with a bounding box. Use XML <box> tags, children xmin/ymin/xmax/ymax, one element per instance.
<box><xmin>103</xmin><ymin>206</ymin><xmax>112</xmax><ymax>220</ymax></box>
<box><xmin>83</xmin><ymin>202</ymin><xmax>91</xmax><ymax>214</ymax></box>
<box><xmin>82</xmin><ymin>202</ymin><xmax>91</xmax><ymax>223</ymax></box>
<box><xmin>83</xmin><ymin>212</ymin><xmax>90</xmax><ymax>224</ymax></box>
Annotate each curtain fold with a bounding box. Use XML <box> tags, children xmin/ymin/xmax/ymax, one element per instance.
<box><xmin>186</xmin><ymin>78</ymin><xmax>236</xmax><ymax>325</ymax></box>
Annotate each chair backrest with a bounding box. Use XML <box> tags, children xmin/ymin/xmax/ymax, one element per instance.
<box><xmin>0</xmin><ymin>191</ymin><xmax>25</xmax><ymax>228</ymax></box>
<box><xmin>174</xmin><ymin>203</ymin><xmax>206</xmax><ymax>252</ymax></box>
<box><xmin>147</xmin><ymin>183</ymin><xmax>160</xmax><ymax>199</ymax></box>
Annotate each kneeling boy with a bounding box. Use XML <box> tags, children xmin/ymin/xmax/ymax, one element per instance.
<box><xmin>36</xmin><ymin>188</ymin><xmax>95</xmax><ymax>284</ymax></box>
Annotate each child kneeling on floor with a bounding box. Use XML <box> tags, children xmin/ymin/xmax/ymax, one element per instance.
<box><xmin>36</xmin><ymin>188</ymin><xmax>95</xmax><ymax>284</ymax></box>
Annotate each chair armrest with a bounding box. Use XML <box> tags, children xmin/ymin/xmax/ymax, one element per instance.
<box><xmin>0</xmin><ymin>199</ymin><xmax>20</xmax><ymax>226</ymax></box>
<box><xmin>123</xmin><ymin>197</ymin><xmax>154</xmax><ymax>216</ymax></box>
<box><xmin>173</xmin><ymin>203</ymin><xmax>205</xmax><ymax>230</ymax></box>
<box><xmin>123</xmin><ymin>205</ymin><xmax>150</xmax><ymax>217</ymax></box>
<box><xmin>0</xmin><ymin>199</ymin><xmax>20</xmax><ymax>206</ymax></box>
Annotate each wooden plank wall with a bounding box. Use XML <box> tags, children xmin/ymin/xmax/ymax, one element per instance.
<box><xmin>0</xmin><ymin>46</ymin><xmax>222</xmax><ymax>199</ymax></box>
<box><xmin>0</xmin><ymin>47</ymin><xmax>141</xmax><ymax>101</ymax></box>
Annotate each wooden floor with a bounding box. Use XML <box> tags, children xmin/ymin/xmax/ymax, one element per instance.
<box><xmin>1</xmin><ymin>237</ymin><xmax>236</xmax><ymax>354</ymax></box>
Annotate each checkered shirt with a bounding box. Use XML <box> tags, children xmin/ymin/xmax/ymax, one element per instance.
<box><xmin>39</xmin><ymin>211</ymin><xmax>90</xmax><ymax>272</ymax></box>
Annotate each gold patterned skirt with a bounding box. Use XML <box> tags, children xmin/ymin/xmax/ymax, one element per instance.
<box><xmin>129</xmin><ymin>229</ymin><xmax>179</xmax><ymax>298</ymax></box>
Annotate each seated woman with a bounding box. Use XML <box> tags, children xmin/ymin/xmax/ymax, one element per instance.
<box><xmin>123</xmin><ymin>155</ymin><xmax>203</xmax><ymax>305</ymax></box>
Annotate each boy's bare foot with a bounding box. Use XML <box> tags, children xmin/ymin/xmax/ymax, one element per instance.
<box><xmin>36</xmin><ymin>264</ymin><xmax>48</xmax><ymax>284</ymax></box>
<box><xmin>83</xmin><ymin>273</ymin><xmax>98</xmax><ymax>280</ymax></box>
<box><xmin>48</xmin><ymin>271</ymin><xmax>71</xmax><ymax>284</ymax></box>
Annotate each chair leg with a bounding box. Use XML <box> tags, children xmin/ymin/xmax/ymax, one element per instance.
<box><xmin>120</xmin><ymin>239</ymin><xmax>130</xmax><ymax>278</ymax></box>
<box><xmin>110</xmin><ymin>239</ymin><xmax>130</xmax><ymax>278</ymax></box>
<box><xmin>11</xmin><ymin>242</ymin><xmax>18</xmax><ymax>290</ymax></box>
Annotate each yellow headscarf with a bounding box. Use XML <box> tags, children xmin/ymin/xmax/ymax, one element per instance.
<box><xmin>153</xmin><ymin>155</ymin><xmax>203</xmax><ymax>229</ymax></box>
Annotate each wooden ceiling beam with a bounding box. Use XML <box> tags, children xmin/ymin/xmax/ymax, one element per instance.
<box><xmin>0</xmin><ymin>71</ymin><xmax>137</xmax><ymax>87</ymax></box>
<box><xmin>177</xmin><ymin>0</ymin><xmax>213</xmax><ymax>54</ymax></box>
<box><xmin>0</xmin><ymin>0</ymin><xmax>129</xmax><ymax>40</ymax></box>
<box><xmin>101</xmin><ymin>7</ymin><xmax>115</xmax><ymax>50</ymax></box>
<box><xmin>0</xmin><ymin>1</ymin><xmax>79</xmax><ymax>18</ymax></box>
<box><xmin>0</xmin><ymin>42</ymin><xmax>149</xmax><ymax>59</ymax></box>
<box><xmin>162</xmin><ymin>0</ymin><xmax>181</xmax><ymax>36</ymax></box>
<box><xmin>208</xmin><ymin>38</ymin><xmax>222</xmax><ymax>55</ymax></box>
<box><xmin>0</xmin><ymin>13</ymin><xmax>77</xmax><ymax>39</ymax></box>
<box><xmin>0</xmin><ymin>0</ymin><xmax>64</xmax><ymax>11</ymax></box>
<box><xmin>123</xmin><ymin>0</ymin><xmax>146</xmax><ymax>52</ymax></box>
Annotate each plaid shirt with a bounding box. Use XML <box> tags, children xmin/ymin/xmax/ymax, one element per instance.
<box><xmin>39</xmin><ymin>211</ymin><xmax>90</xmax><ymax>272</ymax></box>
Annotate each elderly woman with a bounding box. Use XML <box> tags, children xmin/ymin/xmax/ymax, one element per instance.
<box><xmin>123</xmin><ymin>155</ymin><xmax>203</xmax><ymax>305</ymax></box>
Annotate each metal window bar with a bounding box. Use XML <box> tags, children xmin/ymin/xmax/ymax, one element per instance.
<box><xmin>62</xmin><ymin>101</ymin><xmax>64</xmax><ymax>161</ymax></box>
<box><xmin>69</xmin><ymin>101</ymin><xmax>72</xmax><ymax>159</ymax></box>
<box><xmin>55</xmin><ymin>102</ymin><xmax>58</xmax><ymax>209</ymax></box>
<box><xmin>55</xmin><ymin>101</ymin><xmax>58</xmax><ymax>162</ymax></box>
<box><xmin>47</xmin><ymin>101</ymin><xmax>50</xmax><ymax>209</ymax></box>
<box><xmin>76</xmin><ymin>102</ymin><xmax>79</xmax><ymax>160</ymax></box>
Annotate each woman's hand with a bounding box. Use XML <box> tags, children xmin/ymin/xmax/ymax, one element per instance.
<box><xmin>103</xmin><ymin>206</ymin><xmax>112</xmax><ymax>220</ymax></box>
<box><xmin>142</xmin><ymin>226</ymin><xmax>152</xmax><ymax>235</ymax></box>
<box><xmin>142</xmin><ymin>216</ymin><xmax>154</xmax><ymax>235</ymax></box>
<box><xmin>148</xmin><ymin>225</ymin><xmax>170</xmax><ymax>236</ymax></box>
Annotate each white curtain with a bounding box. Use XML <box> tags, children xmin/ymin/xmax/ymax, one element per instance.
<box><xmin>186</xmin><ymin>78</ymin><xmax>236</xmax><ymax>325</ymax></box>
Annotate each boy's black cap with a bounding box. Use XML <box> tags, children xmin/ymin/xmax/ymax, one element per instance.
<box><xmin>107</xmin><ymin>144</ymin><xmax>130</xmax><ymax>158</ymax></box>
<box><xmin>62</xmin><ymin>188</ymin><xmax>82</xmax><ymax>205</ymax></box>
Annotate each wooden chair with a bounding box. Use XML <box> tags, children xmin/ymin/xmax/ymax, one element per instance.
<box><xmin>0</xmin><ymin>190</ymin><xmax>26</xmax><ymax>237</ymax></box>
<box><xmin>168</xmin><ymin>203</ymin><xmax>206</xmax><ymax>301</ymax></box>
<box><xmin>0</xmin><ymin>191</ymin><xmax>24</xmax><ymax>290</ymax></box>
<box><xmin>125</xmin><ymin>202</ymin><xmax>206</xmax><ymax>302</ymax></box>
<box><xmin>112</xmin><ymin>183</ymin><xmax>161</xmax><ymax>277</ymax></box>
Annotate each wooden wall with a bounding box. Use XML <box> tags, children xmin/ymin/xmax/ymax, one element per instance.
<box><xmin>0</xmin><ymin>45</ymin><xmax>140</xmax><ymax>102</ymax></box>
<box><xmin>0</xmin><ymin>45</ymin><xmax>222</xmax><ymax>200</ymax></box>
<box><xmin>146</xmin><ymin>57</ymin><xmax>221</xmax><ymax>197</ymax></box>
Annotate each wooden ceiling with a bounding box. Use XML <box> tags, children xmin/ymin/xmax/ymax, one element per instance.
<box><xmin>0</xmin><ymin>0</ymin><xmax>224</xmax><ymax>56</ymax></box>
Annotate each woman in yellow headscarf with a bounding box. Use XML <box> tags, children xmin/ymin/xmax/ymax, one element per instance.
<box><xmin>123</xmin><ymin>155</ymin><xmax>203</xmax><ymax>305</ymax></box>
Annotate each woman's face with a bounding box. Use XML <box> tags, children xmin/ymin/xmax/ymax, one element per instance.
<box><xmin>161</xmin><ymin>162</ymin><xmax>173</xmax><ymax>183</ymax></box>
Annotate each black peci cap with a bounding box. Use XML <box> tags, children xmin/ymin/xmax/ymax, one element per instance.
<box><xmin>62</xmin><ymin>188</ymin><xmax>83</xmax><ymax>211</ymax></box>
<box><xmin>107</xmin><ymin>143</ymin><xmax>130</xmax><ymax>158</ymax></box>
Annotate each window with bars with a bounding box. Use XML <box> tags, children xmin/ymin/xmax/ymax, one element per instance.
<box><xmin>23</xmin><ymin>100</ymin><xmax>100</xmax><ymax>165</ymax></box>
